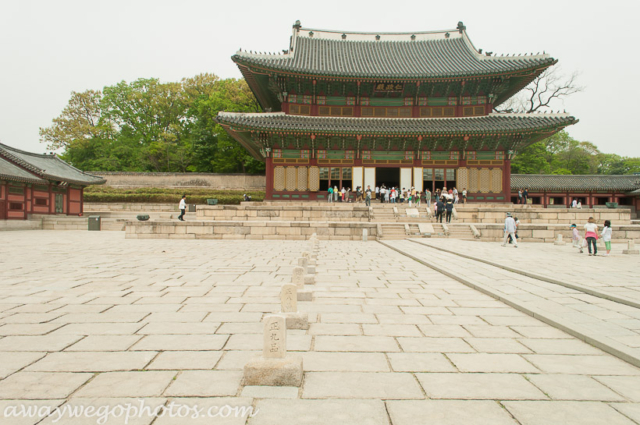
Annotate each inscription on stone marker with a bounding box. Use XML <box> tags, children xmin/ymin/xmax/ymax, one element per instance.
<box><xmin>263</xmin><ymin>315</ymin><xmax>286</xmax><ymax>358</ymax></box>
<box><xmin>281</xmin><ymin>284</ymin><xmax>298</xmax><ymax>313</ymax></box>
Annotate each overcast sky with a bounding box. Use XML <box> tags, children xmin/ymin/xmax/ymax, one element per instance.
<box><xmin>1</xmin><ymin>0</ymin><xmax>638</xmax><ymax>157</ymax></box>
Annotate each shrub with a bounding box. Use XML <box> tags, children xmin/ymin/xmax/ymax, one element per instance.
<box><xmin>84</xmin><ymin>187</ymin><xmax>264</xmax><ymax>205</ymax></box>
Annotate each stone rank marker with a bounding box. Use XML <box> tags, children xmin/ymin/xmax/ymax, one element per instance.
<box><xmin>292</xmin><ymin>266</ymin><xmax>313</xmax><ymax>302</ymax></box>
<box><xmin>623</xmin><ymin>240</ymin><xmax>639</xmax><ymax>255</ymax></box>
<box><xmin>263</xmin><ymin>315</ymin><xmax>286</xmax><ymax>358</ymax></box>
<box><xmin>299</xmin><ymin>257</ymin><xmax>315</xmax><ymax>285</ymax></box>
<box><xmin>281</xmin><ymin>284</ymin><xmax>297</xmax><ymax>313</ymax></box>
<box><xmin>280</xmin><ymin>284</ymin><xmax>309</xmax><ymax>330</ymax></box>
<box><xmin>243</xmin><ymin>314</ymin><xmax>303</xmax><ymax>387</ymax></box>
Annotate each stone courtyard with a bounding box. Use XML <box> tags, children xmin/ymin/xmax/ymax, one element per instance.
<box><xmin>1</xmin><ymin>230</ymin><xmax>640</xmax><ymax>424</ymax></box>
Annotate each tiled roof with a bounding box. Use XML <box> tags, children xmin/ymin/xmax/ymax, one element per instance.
<box><xmin>0</xmin><ymin>156</ymin><xmax>47</xmax><ymax>184</ymax></box>
<box><xmin>234</xmin><ymin>25</ymin><xmax>555</xmax><ymax>79</ymax></box>
<box><xmin>217</xmin><ymin>112</ymin><xmax>577</xmax><ymax>136</ymax></box>
<box><xmin>0</xmin><ymin>143</ymin><xmax>105</xmax><ymax>186</ymax></box>
<box><xmin>511</xmin><ymin>174</ymin><xmax>640</xmax><ymax>191</ymax></box>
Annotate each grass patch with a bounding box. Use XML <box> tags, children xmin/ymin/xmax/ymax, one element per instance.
<box><xmin>84</xmin><ymin>187</ymin><xmax>265</xmax><ymax>205</ymax></box>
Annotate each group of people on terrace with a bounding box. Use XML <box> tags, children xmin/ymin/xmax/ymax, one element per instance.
<box><xmin>501</xmin><ymin>211</ymin><xmax>614</xmax><ymax>256</ymax></box>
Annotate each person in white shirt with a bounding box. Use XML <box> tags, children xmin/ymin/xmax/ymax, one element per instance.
<box><xmin>501</xmin><ymin>212</ymin><xmax>518</xmax><ymax>247</ymax></box>
<box><xmin>178</xmin><ymin>195</ymin><xmax>186</xmax><ymax>221</ymax></box>
<box><xmin>571</xmin><ymin>199</ymin><xmax>577</xmax><ymax>208</ymax></box>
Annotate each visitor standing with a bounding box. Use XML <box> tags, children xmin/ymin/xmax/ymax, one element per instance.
<box><xmin>462</xmin><ymin>188</ymin><xmax>467</xmax><ymax>204</ymax></box>
<box><xmin>333</xmin><ymin>185</ymin><xmax>339</xmax><ymax>202</ymax></box>
<box><xmin>384</xmin><ymin>187</ymin><xmax>390</xmax><ymax>203</ymax></box>
<box><xmin>584</xmin><ymin>217</ymin><xmax>599</xmax><ymax>256</ymax></box>
<box><xmin>571</xmin><ymin>198</ymin><xmax>577</xmax><ymax>208</ymax></box>
<box><xmin>436</xmin><ymin>198</ymin><xmax>445</xmax><ymax>223</ymax></box>
<box><xmin>508</xmin><ymin>216</ymin><xmax>520</xmax><ymax>244</ymax></box>
<box><xmin>518</xmin><ymin>189</ymin><xmax>523</xmax><ymax>204</ymax></box>
<box><xmin>501</xmin><ymin>212</ymin><xmax>518</xmax><ymax>247</ymax></box>
<box><xmin>445</xmin><ymin>198</ymin><xmax>453</xmax><ymax>223</ymax></box>
<box><xmin>523</xmin><ymin>188</ymin><xmax>529</xmax><ymax>204</ymax></box>
<box><xmin>416</xmin><ymin>191</ymin><xmax>421</xmax><ymax>207</ymax></box>
<box><xmin>178</xmin><ymin>195</ymin><xmax>187</xmax><ymax>221</ymax></box>
<box><xmin>571</xmin><ymin>224</ymin><xmax>583</xmax><ymax>253</ymax></box>
<box><xmin>365</xmin><ymin>185</ymin><xmax>372</xmax><ymax>207</ymax></box>
<box><xmin>452</xmin><ymin>187</ymin><xmax>458</xmax><ymax>204</ymax></box>
<box><xmin>327</xmin><ymin>186</ymin><xmax>333</xmax><ymax>203</ymax></box>
<box><xmin>341</xmin><ymin>187</ymin><xmax>346</xmax><ymax>202</ymax></box>
<box><xmin>601</xmin><ymin>220</ymin><xmax>612</xmax><ymax>256</ymax></box>
<box><xmin>425</xmin><ymin>188</ymin><xmax>432</xmax><ymax>208</ymax></box>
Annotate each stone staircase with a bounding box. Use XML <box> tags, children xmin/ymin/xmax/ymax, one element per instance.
<box><xmin>380</xmin><ymin>223</ymin><xmax>408</xmax><ymax>240</ymax></box>
<box><xmin>443</xmin><ymin>224</ymin><xmax>477</xmax><ymax>240</ymax></box>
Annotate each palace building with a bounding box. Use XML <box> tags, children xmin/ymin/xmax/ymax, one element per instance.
<box><xmin>217</xmin><ymin>21</ymin><xmax>578</xmax><ymax>202</ymax></box>
<box><xmin>0</xmin><ymin>143</ymin><xmax>104</xmax><ymax>220</ymax></box>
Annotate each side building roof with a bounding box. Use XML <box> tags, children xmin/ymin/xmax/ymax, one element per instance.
<box><xmin>0</xmin><ymin>143</ymin><xmax>105</xmax><ymax>186</ymax></box>
<box><xmin>511</xmin><ymin>174</ymin><xmax>640</xmax><ymax>192</ymax></box>
<box><xmin>0</xmin><ymin>156</ymin><xmax>48</xmax><ymax>184</ymax></box>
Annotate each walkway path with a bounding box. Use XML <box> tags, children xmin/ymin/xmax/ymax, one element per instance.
<box><xmin>0</xmin><ymin>231</ymin><xmax>639</xmax><ymax>424</ymax></box>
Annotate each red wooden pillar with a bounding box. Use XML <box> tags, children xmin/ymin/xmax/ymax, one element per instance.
<box><xmin>265</xmin><ymin>157</ymin><xmax>274</xmax><ymax>200</ymax></box>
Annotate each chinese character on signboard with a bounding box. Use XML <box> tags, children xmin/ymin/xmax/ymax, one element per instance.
<box><xmin>374</xmin><ymin>83</ymin><xmax>404</xmax><ymax>92</ymax></box>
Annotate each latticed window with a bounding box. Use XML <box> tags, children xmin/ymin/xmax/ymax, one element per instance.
<box><xmin>466</xmin><ymin>151</ymin><xmax>476</xmax><ymax>160</ymax></box>
<box><xmin>404</xmin><ymin>151</ymin><xmax>415</xmax><ymax>160</ymax></box>
<box><xmin>496</xmin><ymin>151</ymin><xmax>505</xmax><ymax>160</ymax></box>
<box><xmin>345</xmin><ymin>150</ymin><xmax>355</xmax><ymax>160</ymax></box>
<box><xmin>330</xmin><ymin>167</ymin><xmax>340</xmax><ymax>180</ymax></box>
<box><xmin>319</xmin><ymin>167</ymin><xmax>329</xmax><ymax>179</ymax></box>
<box><xmin>423</xmin><ymin>168</ymin><xmax>433</xmax><ymax>180</ymax></box>
<box><xmin>341</xmin><ymin>168</ymin><xmax>352</xmax><ymax>179</ymax></box>
<box><xmin>450</xmin><ymin>151</ymin><xmax>459</xmax><ymax>160</ymax></box>
<box><xmin>362</xmin><ymin>150</ymin><xmax>371</xmax><ymax>160</ymax></box>
<box><xmin>300</xmin><ymin>150</ymin><xmax>310</xmax><ymax>159</ymax></box>
<box><xmin>317</xmin><ymin>149</ymin><xmax>327</xmax><ymax>159</ymax></box>
<box><xmin>273</xmin><ymin>149</ymin><xmax>282</xmax><ymax>158</ymax></box>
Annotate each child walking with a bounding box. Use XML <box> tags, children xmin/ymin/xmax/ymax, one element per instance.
<box><xmin>570</xmin><ymin>224</ymin><xmax>583</xmax><ymax>253</ymax></box>
<box><xmin>601</xmin><ymin>220</ymin><xmax>612</xmax><ymax>256</ymax></box>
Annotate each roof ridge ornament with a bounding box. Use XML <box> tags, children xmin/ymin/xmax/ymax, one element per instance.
<box><xmin>457</xmin><ymin>21</ymin><xmax>466</xmax><ymax>33</ymax></box>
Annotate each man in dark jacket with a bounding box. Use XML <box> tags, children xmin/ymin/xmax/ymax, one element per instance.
<box><xmin>445</xmin><ymin>199</ymin><xmax>454</xmax><ymax>223</ymax></box>
<box><xmin>436</xmin><ymin>199</ymin><xmax>445</xmax><ymax>223</ymax></box>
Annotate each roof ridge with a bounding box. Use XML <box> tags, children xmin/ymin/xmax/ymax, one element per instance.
<box><xmin>0</xmin><ymin>142</ymin><xmax>53</xmax><ymax>159</ymax></box>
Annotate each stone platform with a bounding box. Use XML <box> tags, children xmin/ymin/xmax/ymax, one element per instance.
<box><xmin>2</xmin><ymin>231</ymin><xmax>640</xmax><ymax>425</ymax></box>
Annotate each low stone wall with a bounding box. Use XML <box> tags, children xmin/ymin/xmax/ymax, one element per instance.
<box><xmin>475</xmin><ymin>223</ymin><xmax>640</xmax><ymax>243</ymax></box>
<box><xmin>93</xmin><ymin>172</ymin><xmax>265</xmax><ymax>190</ymax></box>
<box><xmin>456</xmin><ymin>207</ymin><xmax>631</xmax><ymax>225</ymax></box>
<box><xmin>196</xmin><ymin>205</ymin><xmax>371</xmax><ymax>222</ymax></box>
<box><xmin>0</xmin><ymin>220</ymin><xmax>42</xmax><ymax>231</ymax></box>
<box><xmin>125</xmin><ymin>220</ymin><xmax>378</xmax><ymax>240</ymax></box>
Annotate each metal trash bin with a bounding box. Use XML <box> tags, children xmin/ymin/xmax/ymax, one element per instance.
<box><xmin>188</xmin><ymin>204</ymin><xmax>197</xmax><ymax>213</ymax></box>
<box><xmin>88</xmin><ymin>216</ymin><xmax>101</xmax><ymax>231</ymax></box>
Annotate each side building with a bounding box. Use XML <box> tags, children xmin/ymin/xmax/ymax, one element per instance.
<box><xmin>0</xmin><ymin>143</ymin><xmax>105</xmax><ymax>220</ymax></box>
<box><xmin>217</xmin><ymin>21</ymin><xmax>577</xmax><ymax>202</ymax></box>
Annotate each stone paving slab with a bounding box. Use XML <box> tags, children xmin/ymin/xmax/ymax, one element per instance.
<box><xmin>2</xmin><ymin>231</ymin><xmax>640</xmax><ymax>424</ymax></box>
